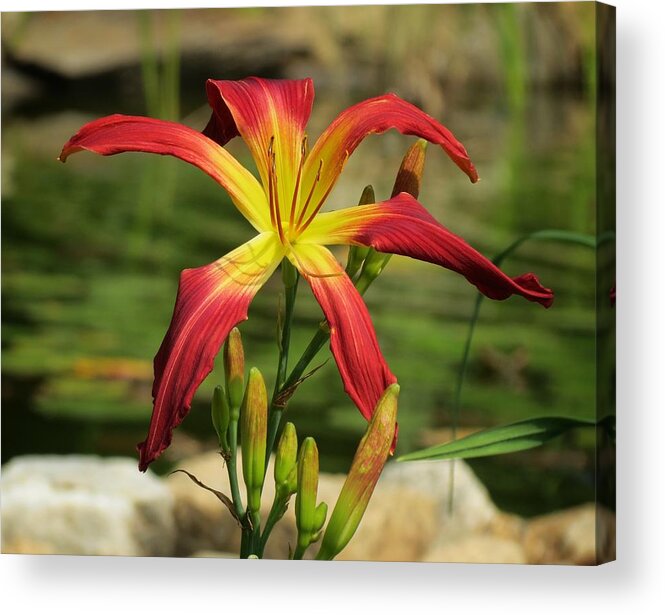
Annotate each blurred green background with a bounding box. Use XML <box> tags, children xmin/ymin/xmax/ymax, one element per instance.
<box><xmin>2</xmin><ymin>3</ymin><xmax>609</xmax><ymax>516</ymax></box>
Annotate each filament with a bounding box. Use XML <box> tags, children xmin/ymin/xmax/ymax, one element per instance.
<box><xmin>289</xmin><ymin>136</ymin><xmax>308</xmax><ymax>228</ymax></box>
<box><xmin>296</xmin><ymin>151</ymin><xmax>349</xmax><ymax>235</ymax></box>
<box><xmin>295</xmin><ymin>159</ymin><xmax>323</xmax><ymax>229</ymax></box>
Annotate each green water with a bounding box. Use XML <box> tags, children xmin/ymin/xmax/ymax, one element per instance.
<box><xmin>2</xmin><ymin>84</ymin><xmax>599</xmax><ymax>516</ymax></box>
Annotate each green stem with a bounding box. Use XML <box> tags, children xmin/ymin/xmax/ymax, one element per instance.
<box><xmin>249</xmin><ymin>510</ymin><xmax>261</xmax><ymax>557</ymax></box>
<box><xmin>226</xmin><ymin>418</ymin><xmax>244</xmax><ymax>521</ymax></box>
<box><xmin>265</xmin><ymin>262</ymin><xmax>299</xmax><ymax>468</ymax></box>
<box><xmin>283</xmin><ymin>326</ymin><xmax>329</xmax><ymax>390</ymax></box>
<box><xmin>354</xmin><ymin>275</ymin><xmax>372</xmax><ymax>296</ymax></box>
<box><xmin>240</xmin><ymin>512</ymin><xmax>252</xmax><ymax>559</ymax></box>
<box><xmin>258</xmin><ymin>494</ymin><xmax>288</xmax><ymax>557</ymax></box>
<box><xmin>292</xmin><ymin>542</ymin><xmax>307</xmax><ymax>561</ymax></box>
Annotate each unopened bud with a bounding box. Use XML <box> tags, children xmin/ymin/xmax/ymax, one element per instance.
<box><xmin>346</xmin><ymin>185</ymin><xmax>375</xmax><ymax>278</ymax></box>
<box><xmin>295</xmin><ymin>437</ymin><xmax>327</xmax><ymax>556</ymax></box>
<box><xmin>391</xmin><ymin>139</ymin><xmax>428</xmax><ymax>199</ymax></box>
<box><xmin>240</xmin><ymin>367</ymin><xmax>267</xmax><ymax>516</ymax></box>
<box><xmin>316</xmin><ymin>384</ymin><xmax>399</xmax><ymax>561</ymax></box>
<box><xmin>275</xmin><ymin>422</ymin><xmax>298</xmax><ymax>499</ymax></box>
<box><xmin>211</xmin><ymin>385</ymin><xmax>230</xmax><ymax>452</ymax></box>
<box><xmin>224</xmin><ymin>328</ymin><xmax>245</xmax><ymax>411</ymax></box>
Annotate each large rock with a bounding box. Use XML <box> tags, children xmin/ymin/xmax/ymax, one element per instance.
<box><xmin>166</xmin><ymin>452</ymin><xmax>498</xmax><ymax>561</ymax></box>
<box><xmin>1</xmin><ymin>455</ymin><xmax>176</xmax><ymax>556</ymax></box>
<box><xmin>523</xmin><ymin>503</ymin><xmax>616</xmax><ymax>565</ymax></box>
<box><xmin>423</xmin><ymin>535</ymin><xmax>527</xmax><ymax>564</ymax></box>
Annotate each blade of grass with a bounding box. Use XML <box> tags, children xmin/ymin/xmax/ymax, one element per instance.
<box><xmin>399</xmin><ymin>415</ymin><xmax>614</xmax><ymax>462</ymax></box>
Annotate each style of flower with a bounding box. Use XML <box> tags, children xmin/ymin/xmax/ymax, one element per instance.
<box><xmin>60</xmin><ymin>77</ymin><xmax>553</xmax><ymax>471</ymax></box>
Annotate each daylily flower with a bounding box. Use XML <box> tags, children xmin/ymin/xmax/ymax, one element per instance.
<box><xmin>59</xmin><ymin>77</ymin><xmax>553</xmax><ymax>471</ymax></box>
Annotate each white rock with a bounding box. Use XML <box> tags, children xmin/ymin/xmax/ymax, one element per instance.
<box><xmin>380</xmin><ymin>459</ymin><xmax>498</xmax><ymax>531</ymax></box>
<box><xmin>1</xmin><ymin>455</ymin><xmax>176</xmax><ymax>556</ymax></box>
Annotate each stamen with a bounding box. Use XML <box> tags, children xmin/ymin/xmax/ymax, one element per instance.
<box><xmin>297</xmin><ymin>150</ymin><xmax>350</xmax><ymax>234</ymax></box>
<box><xmin>289</xmin><ymin>136</ymin><xmax>308</xmax><ymax>228</ymax></box>
<box><xmin>267</xmin><ymin>137</ymin><xmax>277</xmax><ymax>229</ymax></box>
<box><xmin>296</xmin><ymin>180</ymin><xmax>336</xmax><ymax>234</ymax></box>
<box><xmin>295</xmin><ymin>159</ymin><xmax>323</xmax><ymax>229</ymax></box>
<box><xmin>271</xmin><ymin>153</ymin><xmax>286</xmax><ymax>244</ymax></box>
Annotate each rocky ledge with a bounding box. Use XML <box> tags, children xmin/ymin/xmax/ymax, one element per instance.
<box><xmin>1</xmin><ymin>453</ymin><xmax>615</xmax><ymax>564</ymax></box>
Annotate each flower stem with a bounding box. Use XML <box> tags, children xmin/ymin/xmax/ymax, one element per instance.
<box><xmin>283</xmin><ymin>326</ymin><xmax>329</xmax><ymax>390</ymax></box>
<box><xmin>226</xmin><ymin>418</ymin><xmax>244</xmax><ymax>521</ymax></box>
<box><xmin>258</xmin><ymin>493</ymin><xmax>288</xmax><ymax>557</ymax></box>
<box><xmin>227</xmin><ymin>413</ymin><xmax>253</xmax><ymax>558</ymax></box>
<box><xmin>292</xmin><ymin>543</ymin><xmax>306</xmax><ymax>560</ymax></box>
<box><xmin>249</xmin><ymin>510</ymin><xmax>261</xmax><ymax>556</ymax></box>
<box><xmin>265</xmin><ymin>260</ymin><xmax>299</xmax><ymax>469</ymax></box>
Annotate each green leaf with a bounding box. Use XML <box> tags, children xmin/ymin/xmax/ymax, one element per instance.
<box><xmin>397</xmin><ymin>416</ymin><xmax>613</xmax><ymax>463</ymax></box>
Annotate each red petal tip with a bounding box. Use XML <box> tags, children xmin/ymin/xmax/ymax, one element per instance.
<box><xmin>512</xmin><ymin>273</ymin><xmax>554</xmax><ymax>308</ymax></box>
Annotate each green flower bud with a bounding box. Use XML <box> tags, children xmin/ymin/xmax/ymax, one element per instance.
<box><xmin>240</xmin><ymin>367</ymin><xmax>267</xmax><ymax>517</ymax></box>
<box><xmin>275</xmin><ymin>422</ymin><xmax>298</xmax><ymax>499</ymax></box>
<box><xmin>211</xmin><ymin>384</ymin><xmax>230</xmax><ymax>452</ymax></box>
<box><xmin>224</xmin><ymin>328</ymin><xmax>245</xmax><ymax>412</ymax></box>
<box><xmin>316</xmin><ymin>384</ymin><xmax>399</xmax><ymax>561</ymax></box>
<box><xmin>346</xmin><ymin>185</ymin><xmax>375</xmax><ymax>278</ymax></box>
<box><xmin>294</xmin><ymin>437</ymin><xmax>327</xmax><ymax>557</ymax></box>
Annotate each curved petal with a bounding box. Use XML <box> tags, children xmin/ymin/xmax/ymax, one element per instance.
<box><xmin>296</xmin><ymin>93</ymin><xmax>479</xmax><ymax>224</ymax></box>
<box><xmin>204</xmin><ymin>77</ymin><xmax>314</xmax><ymax>219</ymax></box>
<box><xmin>288</xmin><ymin>243</ymin><xmax>397</xmax><ymax>421</ymax></box>
<box><xmin>300</xmin><ymin>193</ymin><xmax>554</xmax><ymax>307</ymax></box>
<box><xmin>59</xmin><ymin>114</ymin><xmax>271</xmax><ymax>231</ymax></box>
<box><xmin>138</xmin><ymin>232</ymin><xmax>285</xmax><ymax>470</ymax></box>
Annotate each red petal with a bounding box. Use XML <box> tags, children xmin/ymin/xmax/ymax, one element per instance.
<box><xmin>297</xmin><ymin>93</ymin><xmax>478</xmax><ymax>224</ymax></box>
<box><xmin>204</xmin><ymin>77</ymin><xmax>314</xmax><ymax>214</ymax></box>
<box><xmin>59</xmin><ymin>114</ymin><xmax>271</xmax><ymax>230</ymax></box>
<box><xmin>301</xmin><ymin>193</ymin><xmax>554</xmax><ymax>308</ymax></box>
<box><xmin>138</xmin><ymin>233</ymin><xmax>284</xmax><ymax>471</ymax></box>
<box><xmin>289</xmin><ymin>244</ymin><xmax>397</xmax><ymax>421</ymax></box>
